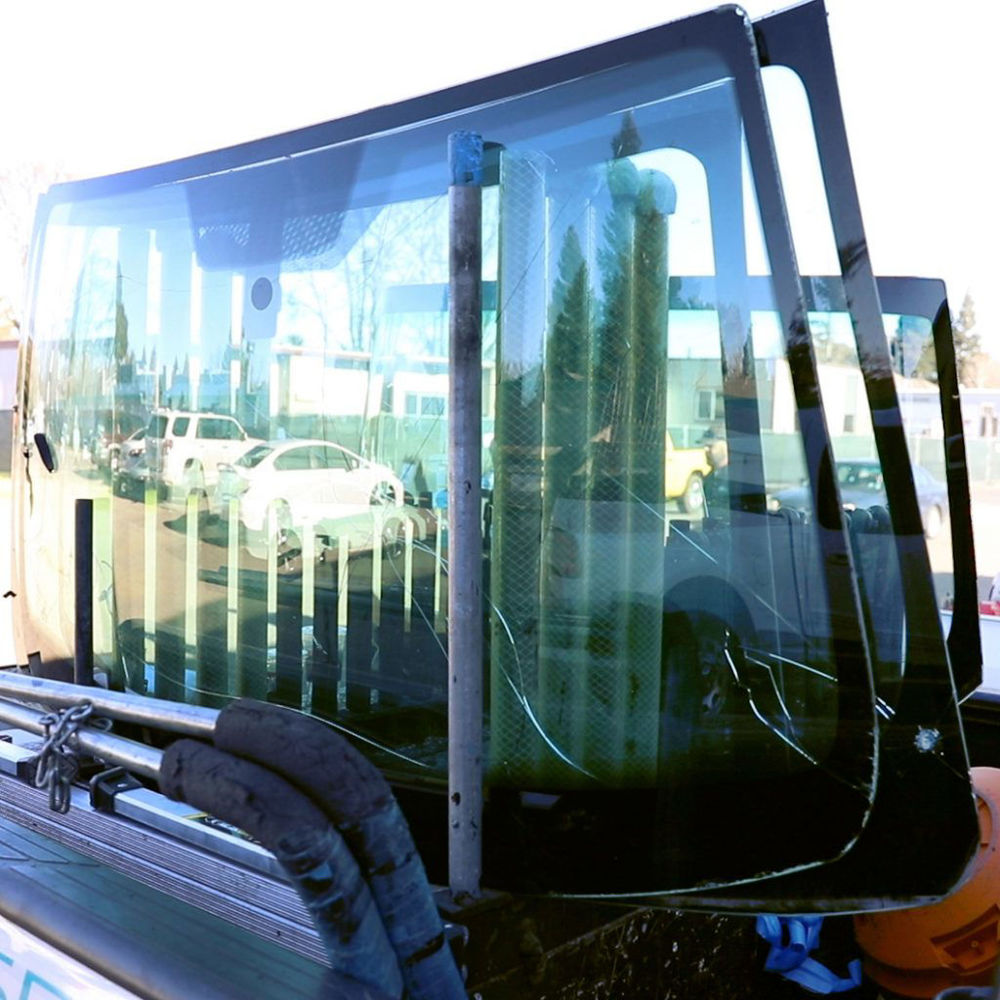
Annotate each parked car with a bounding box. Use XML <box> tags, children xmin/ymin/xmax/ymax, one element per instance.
<box><xmin>111</xmin><ymin>428</ymin><xmax>149</xmax><ymax>498</ymax></box>
<box><xmin>665</xmin><ymin>430</ymin><xmax>713</xmax><ymax>512</ymax></box>
<box><xmin>144</xmin><ymin>410</ymin><xmax>261</xmax><ymax>497</ymax></box>
<box><xmin>214</xmin><ymin>439</ymin><xmax>407</xmax><ymax>557</ymax></box>
<box><xmin>89</xmin><ymin>416</ymin><xmax>145</xmax><ymax>473</ymax></box>
<box><xmin>771</xmin><ymin>458</ymin><xmax>948</xmax><ymax>538</ymax></box>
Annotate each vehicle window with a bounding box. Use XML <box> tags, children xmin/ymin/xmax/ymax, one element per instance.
<box><xmin>273</xmin><ymin>447</ymin><xmax>313</xmax><ymax>472</ymax></box>
<box><xmin>318</xmin><ymin>446</ymin><xmax>352</xmax><ymax>470</ymax></box>
<box><xmin>196</xmin><ymin>417</ymin><xmax>238</xmax><ymax>440</ymax></box>
<box><xmin>748</xmin><ymin>0</ymin><xmax>977</xmax><ymax>906</ymax></box>
<box><xmin>146</xmin><ymin>415</ymin><xmax>167</xmax><ymax>437</ymax></box>
<box><xmin>171</xmin><ymin>416</ymin><xmax>190</xmax><ymax>437</ymax></box>
<box><xmin>236</xmin><ymin>445</ymin><xmax>272</xmax><ymax>468</ymax></box>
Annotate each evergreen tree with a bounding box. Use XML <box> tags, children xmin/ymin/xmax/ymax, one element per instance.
<box><xmin>611</xmin><ymin>110</ymin><xmax>642</xmax><ymax>159</ymax></box>
<box><xmin>591</xmin><ymin>157</ymin><xmax>637</xmax><ymax>485</ymax></box>
<box><xmin>114</xmin><ymin>265</ymin><xmax>129</xmax><ymax>365</ymax></box>
<box><xmin>953</xmin><ymin>292</ymin><xmax>980</xmax><ymax>387</ymax></box>
<box><xmin>910</xmin><ymin>292</ymin><xmax>980</xmax><ymax>386</ymax></box>
<box><xmin>545</xmin><ymin>225</ymin><xmax>591</xmax><ymax>498</ymax></box>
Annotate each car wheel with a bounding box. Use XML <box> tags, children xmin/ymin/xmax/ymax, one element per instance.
<box><xmin>184</xmin><ymin>460</ymin><xmax>206</xmax><ymax>497</ymax></box>
<box><xmin>924</xmin><ymin>503</ymin><xmax>944</xmax><ymax>540</ymax></box>
<box><xmin>265</xmin><ymin>499</ymin><xmax>298</xmax><ymax>556</ymax></box>
<box><xmin>679</xmin><ymin>472</ymin><xmax>704</xmax><ymax>514</ymax></box>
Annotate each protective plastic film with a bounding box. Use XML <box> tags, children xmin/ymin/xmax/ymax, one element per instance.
<box><xmin>17</xmin><ymin>7</ymin><xmax>879</xmax><ymax>898</ymax></box>
<box><xmin>480</xmin><ymin>9</ymin><xmax>879</xmax><ymax>893</ymax></box>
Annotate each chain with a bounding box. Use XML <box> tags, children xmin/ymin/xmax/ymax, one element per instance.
<box><xmin>34</xmin><ymin>702</ymin><xmax>101</xmax><ymax>813</ymax></box>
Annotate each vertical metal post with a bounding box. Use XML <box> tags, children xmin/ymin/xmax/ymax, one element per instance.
<box><xmin>74</xmin><ymin>498</ymin><xmax>95</xmax><ymax>686</ymax></box>
<box><xmin>448</xmin><ymin>130</ymin><xmax>484</xmax><ymax>902</ymax></box>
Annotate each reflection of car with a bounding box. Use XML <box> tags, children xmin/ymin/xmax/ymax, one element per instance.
<box><xmin>665</xmin><ymin>430</ymin><xmax>713</xmax><ymax>512</ymax></box>
<box><xmin>109</xmin><ymin>427</ymin><xmax>145</xmax><ymax>471</ymax></box>
<box><xmin>89</xmin><ymin>427</ymin><xmax>117</xmax><ymax>469</ymax></box>
<box><xmin>112</xmin><ymin>428</ymin><xmax>149</xmax><ymax>497</ymax></box>
<box><xmin>90</xmin><ymin>418</ymin><xmax>144</xmax><ymax>471</ymax></box>
<box><xmin>214</xmin><ymin>439</ymin><xmax>406</xmax><ymax>557</ymax></box>
<box><xmin>772</xmin><ymin>459</ymin><xmax>948</xmax><ymax>538</ymax></box>
<box><xmin>145</xmin><ymin>410</ymin><xmax>261</xmax><ymax>496</ymax></box>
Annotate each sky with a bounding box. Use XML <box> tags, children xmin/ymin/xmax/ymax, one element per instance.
<box><xmin>2</xmin><ymin>0</ymin><xmax>997</xmax><ymax>352</ymax></box>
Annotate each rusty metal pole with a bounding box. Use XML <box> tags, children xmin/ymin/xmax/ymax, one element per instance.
<box><xmin>74</xmin><ymin>498</ymin><xmax>95</xmax><ymax>686</ymax></box>
<box><xmin>447</xmin><ymin>130</ymin><xmax>484</xmax><ymax>902</ymax></box>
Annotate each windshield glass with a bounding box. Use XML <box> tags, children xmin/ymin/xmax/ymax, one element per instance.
<box><xmin>729</xmin><ymin>6</ymin><xmax>978</xmax><ymax>908</ymax></box>
<box><xmin>19</xmin><ymin>6</ymin><xmax>880</xmax><ymax>898</ymax></box>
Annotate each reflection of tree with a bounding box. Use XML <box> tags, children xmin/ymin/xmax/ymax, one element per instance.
<box><xmin>493</xmin><ymin>113</ymin><xmax>676</xmax><ymax>783</ymax></box>
<box><xmin>629</xmin><ymin>172</ymin><xmax>670</xmax><ymax>497</ymax></box>
<box><xmin>343</xmin><ymin>230</ymin><xmax>385</xmax><ymax>352</ymax></box>
<box><xmin>544</xmin><ymin>226</ymin><xmax>591</xmax><ymax>500</ymax></box>
<box><xmin>611</xmin><ymin>111</ymin><xmax>642</xmax><ymax>160</ymax></box>
<box><xmin>344</xmin><ymin>201</ymin><xmax>450</xmax><ymax>353</ymax></box>
<box><xmin>283</xmin><ymin>270</ymin><xmax>338</xmax><ymax>347</ymax></box>
<box><xmin>114</xmin><ymin>266</ymin><xmax>129</xmax><ymax>366</ymax></box>
<box><xmin>591</xmin><ymin>159</ymin><xmax>636</xmax><ymax>465</ymax></box>
<box><xmin>911</xmin><ymin>330</ymin><xmax>937</xmax><ymax>382</ymax></box>
<box><xmin>588</xmin><ymin>113</ymin><xmax>669</xmax><ymax>502</ymax></box>
<box><xmin>911</xmin><ymin>292</ymin><xmax>979</xmax><ymax>386</ymax></box>
<box><xmin>952</xmin><ymin>293</ymin><xmax>980</xmax><ymax>386</ymax></box>
<box><xmin>284</xmin><ymin>198</ymin><xmax>461</xmax><ymax>357</ymax></box>
<box><xmin>0</xmin><ymin>161</ymin><xmax>72</xmax><ymax>312</ymax></box>
<box><xmin>811</xmin><ymin>318</ymin><xmax>859</xmax><ymax>366</ymax></box>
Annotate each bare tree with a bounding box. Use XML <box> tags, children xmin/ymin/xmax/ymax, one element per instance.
<box><xmin>0</xmin><ymin>161</ymin><xmax>72</xmax><ymax>314</ymax></box>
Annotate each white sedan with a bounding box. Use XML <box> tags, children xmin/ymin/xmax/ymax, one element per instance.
<box><xmin>215</xmin><ymin>439</ymin><xmax>406</xmax><ymax>557</ymax></box>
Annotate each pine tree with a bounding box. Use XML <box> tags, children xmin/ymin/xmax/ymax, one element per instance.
<box><xmin>952</xmin><ymin>292</ymin><xmax>980</xmax><ymax>387</ymax></box>
<box><xmin>611</xmin><ymin>111</ymin><xmax>642</xmax><ymax>159</ymax></box>
<box><xmin>545</xmin><ymin>225</ymin><xmax>591</xmax><ymax>499</ymax></box>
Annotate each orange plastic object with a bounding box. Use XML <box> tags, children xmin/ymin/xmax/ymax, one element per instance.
<box><xmin>853</xmin><ymin>766</ymin><xmax>1000</xmax><ymax>998</ymax></box>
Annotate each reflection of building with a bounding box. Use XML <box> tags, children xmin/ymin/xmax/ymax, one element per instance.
<box><xmin>895</xmin><ymin>374</ymin><xmax>945</xmax><ymax>437</ymax></box>
<box><xmin>767</xmin><ymin>361</ymin><xmax>871</xmax><ymax>438</ymax></box>
<box><xmin>270</xmin><ymin>342</ymin><xmax>495</xmax><ymax>494</ymax></box>
<box><xmin>960</xmin><ymin>387</ymin><xmax>1000</xmax><ymax>440</ymax></box>
<box><xmin>262</xmin><ymin>282</ymin><xmax>500</xmax><ymax>485</ymax></box>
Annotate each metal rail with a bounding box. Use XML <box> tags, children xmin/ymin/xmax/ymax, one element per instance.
<box><xmin>0</xmin><ymin>672</ymin><xmax>218</xmax><ymax>738</ymax></box>
<box><xmin>0</xmin><ymin>695</ymin><xmax>163</xmax><ymax>781</ymax></box>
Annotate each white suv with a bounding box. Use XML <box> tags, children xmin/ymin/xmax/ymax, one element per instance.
<box><xmin>145</xmin><ymin>410</ymin><xmax>260</xmax><ymax>496</ymax></box>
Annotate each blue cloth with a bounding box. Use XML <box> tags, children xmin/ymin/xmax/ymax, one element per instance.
<box><xmin>756</xmin><ymin>915</ymin><xmax>863</xmax><ymax>994</ymax></box>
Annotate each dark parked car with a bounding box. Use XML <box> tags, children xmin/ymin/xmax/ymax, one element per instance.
<box><xmin>772</xmin><ymin>459</ymin><xmax>948</xmax><ymax>538</ymax></box>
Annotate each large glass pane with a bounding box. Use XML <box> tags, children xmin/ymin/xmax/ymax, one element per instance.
<box><xmin>18</xmin><ymin>6</ymin><xmax>879</xmax><ymax>896</ymax></box>
<box><xmin>874</xmin><ymin>276</ymin><xmax>980</xmax><ymax>698</ymax></box>
<box><xmin>717</xmin><ymin>5</ymin><xmax>978</xmax><ymax>908</ymax></box>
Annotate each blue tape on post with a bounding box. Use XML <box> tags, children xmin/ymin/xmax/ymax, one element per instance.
<box><xmin>448</xmin><ymin>131</ymin><xmax>484</xmax><ymax>186</ymax></box>
<box><xmin>756</xmin><ymin>915</ymin><xmax>862</xmax><ymax>994</ymax></box>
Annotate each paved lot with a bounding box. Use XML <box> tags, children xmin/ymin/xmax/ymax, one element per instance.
<box><xmin>927</xmin><ymin>482</ymin><xmax>1000</xmax><ymax>598</ymax></box>
<box><xmin>3</xmin><ymin>473</ymin><xmax>999</xmax><ymax>679</ymax></box>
